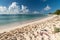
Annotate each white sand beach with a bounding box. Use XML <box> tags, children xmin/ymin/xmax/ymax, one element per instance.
<box><xmin>0</xmin><ymin>15</ymin><xmax>56</xmax><ymax>33</ymax></box>
<box><xmin>0</xmin><ymin>15</ymin><xmax>60</xmax><ymax>40</ymax></box>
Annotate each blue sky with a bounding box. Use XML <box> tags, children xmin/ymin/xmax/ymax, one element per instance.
<box><xmin>0</xmin><ymin>0</ymin><xmax>60</xmax><ymax>14</ymax></box>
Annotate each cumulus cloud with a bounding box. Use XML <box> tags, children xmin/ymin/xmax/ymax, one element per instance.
<box><xmin>8</xmin><ymin>2</ymin><xmax>20</xmax><ymax>14</ymax></box>
<box><xmin>21</xmin><ymin>5</ymin><xmax>29</xmax><ymax>13</ymax></box>
<box><xmin>44</xmin><ymin>5</ymin><xmax>51</xmax><ymax>11</ymax></box>
<box><xmin>0</xmin><ymin>2</ymin><xmax>29</xmax><ymax>14</ymax></box>
<box><xmin>0</xmin><ymin>6</ymin><xmax>7</xmax><ymax>14</ymax></box>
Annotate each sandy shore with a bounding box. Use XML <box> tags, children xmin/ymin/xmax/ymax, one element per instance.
<box><xmin>0</xmin><ymin>15</ymin><xmax>56</xmax><ymax>33</ymax></box>
<box><xmin>0</xmin><ymin>15</ymin><xmax>60</xmax><ymax>40</ymax></box>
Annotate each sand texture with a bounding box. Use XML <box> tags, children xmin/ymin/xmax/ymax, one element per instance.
<box><xmin>0</xmin><ymin>15</ymin><xmax>60</xmax><ymax>40</ymax></box>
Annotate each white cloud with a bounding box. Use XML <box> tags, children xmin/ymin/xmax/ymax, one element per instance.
<box><xmin>8</xmin><ymin>2</ymin><xmax>20</xmax><ymax>14</ymax></box>
<box><xmin>33</xmin><ymin>11</ymin><xmax>39</xmax><ymax>14</ymax></box>
<box><xmin>44</xmin><ymin>5</ymin><xmax>51</xmax><ymax>11</ymax></box>
<box><xmin>0</xmin><ymin>6</ymin><xmax>6</xmax><ymax>12</ymax></box>
<box><xmin>20</xmin><ymin>5</ymin><xmax>29</xmax><ymax>13</ymax></box>
<box><xmin>0</xmin><ymin>2</ymin><xmax>29</xmax><ymax>14</ymax></box>
<box><xmin>0</xmin><ymin>6</ymin><xmax>7</xmax><ymax>14</ymax></box>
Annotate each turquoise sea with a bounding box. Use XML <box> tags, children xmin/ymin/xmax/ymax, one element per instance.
<box><xmin>0</xmin><ymin>14</ymin><xmax>48</xmax><ymax>26</ymax></box>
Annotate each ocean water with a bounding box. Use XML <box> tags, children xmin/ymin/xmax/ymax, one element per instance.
<box><xmin>0</xmin><ymin>14</ymin><xmax>47</xmax><ymax>25</ymax></box>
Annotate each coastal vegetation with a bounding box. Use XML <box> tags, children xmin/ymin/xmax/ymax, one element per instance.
<box><xmin>53</xmin><ymin>10</ymin><xmax>60</xmax><ymax>15</ymax></box>
<box><xmin>49</xmin><ymin>10</ymin><xmax>60</xmax><ymax>15</ymax></box>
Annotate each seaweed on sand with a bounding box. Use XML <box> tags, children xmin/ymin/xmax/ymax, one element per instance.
<box><xmin>54</xmin><ymin>27</ymin><xmax>60</xmax><ymax>33</ymax></box>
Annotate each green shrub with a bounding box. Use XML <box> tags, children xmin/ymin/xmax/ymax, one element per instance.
<box><xmin>53</xmin><ymin>10</ymin><xmax>60</xmax><ymax>15</ymax></box>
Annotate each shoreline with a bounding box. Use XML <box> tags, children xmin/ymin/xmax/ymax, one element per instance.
<box><xmin>0</xmin><ymin>15</ymin><xmax>57</xmax><ymax>33</ymax></box>
<box><xmin>0</xmin><ymin>14</ymin><xmax>48</xmax><ymax>28</ymax></box>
